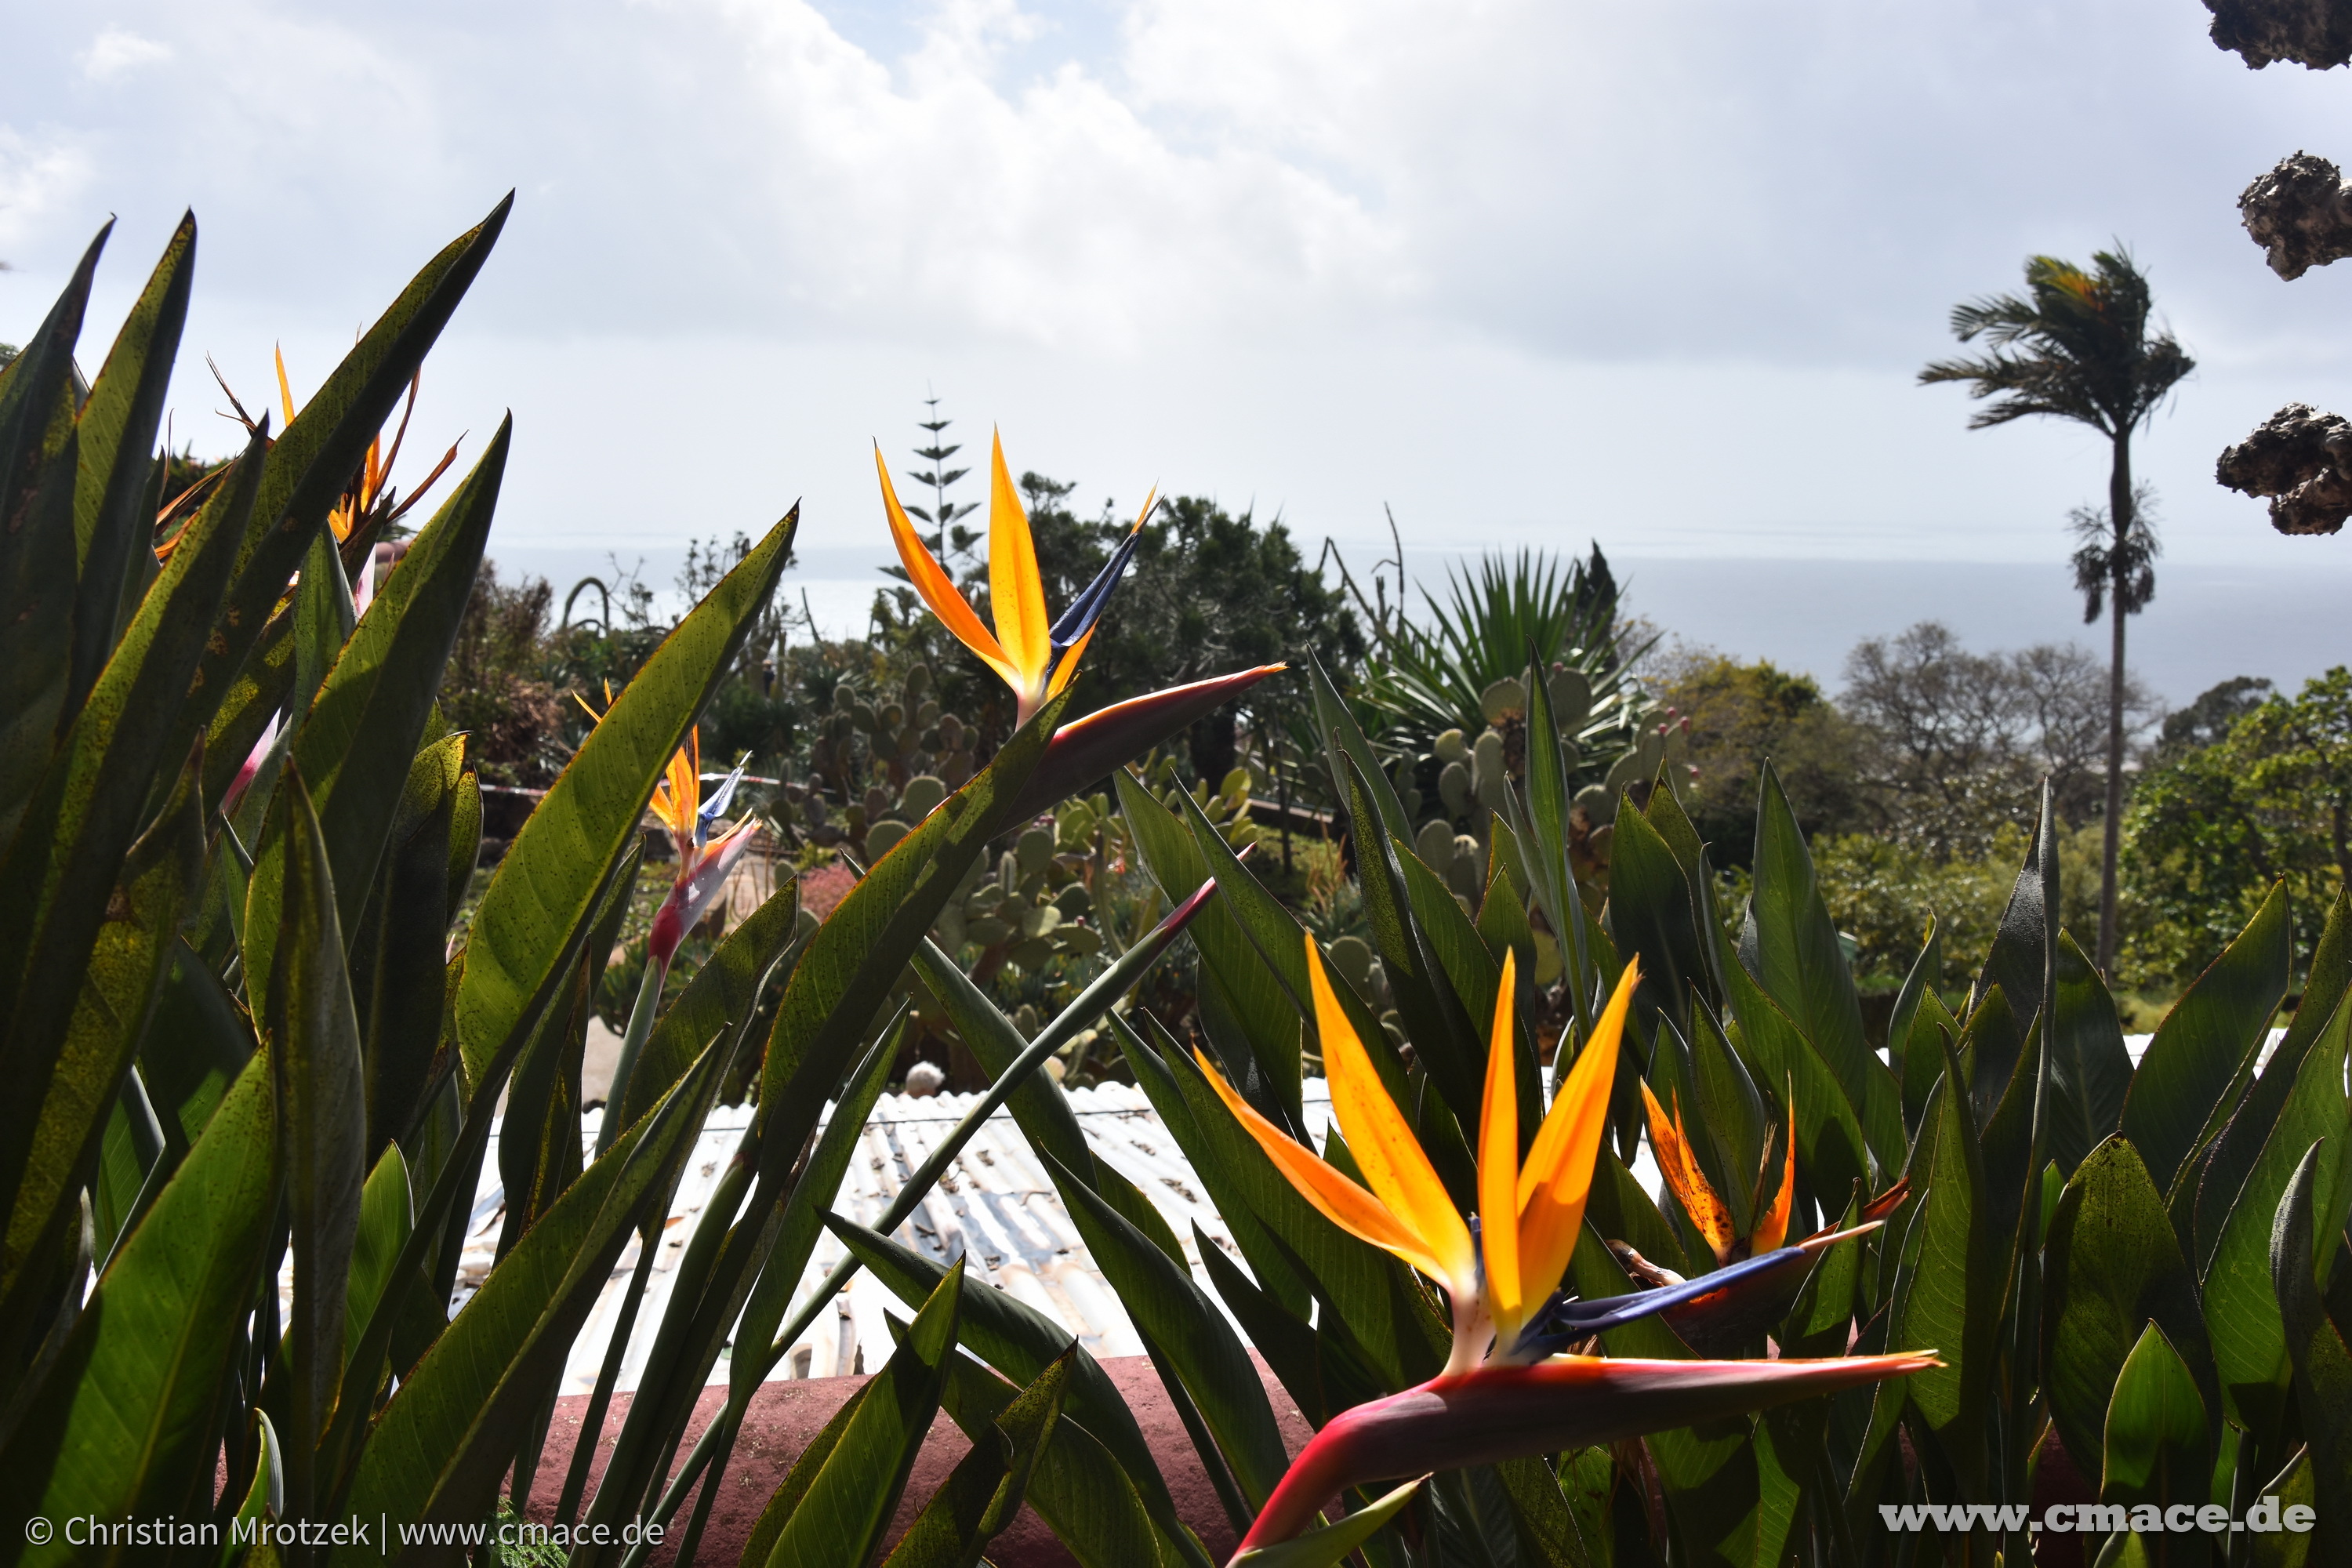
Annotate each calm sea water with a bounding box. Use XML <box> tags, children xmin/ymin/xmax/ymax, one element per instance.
<box><xmin>485</xmin><ymin>543</ymin><xmax>2352</xmax><ymax>711</ymax></box>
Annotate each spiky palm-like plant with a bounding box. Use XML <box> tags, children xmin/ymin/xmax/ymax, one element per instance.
<box><xmin>1921</xmin><ymin>249</ymin><xmax>2193</xmax><ymax>972</ymax></box>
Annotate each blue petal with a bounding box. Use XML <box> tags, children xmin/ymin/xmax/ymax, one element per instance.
<box><xmin>1046</xmin><ymin>525</ymin><xmax>1145</xmax><ymax>665</ymax></box>
<box><xmin>1512</xmin><ymin>1244</ymin><xmax>1813</xmax><ymax>1355</ymax></box>
<box><xmin>697</xmin><ymin>759</ymin><xmax>750</xmax><ymax>844</ymax></box>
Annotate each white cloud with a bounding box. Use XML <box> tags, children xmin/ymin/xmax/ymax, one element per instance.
<box><xmin>78</xmin><ymin>25</ymin><xmax>172</xmax><ymax>80</ymax></box>
<box><xmin>4</xmin><ymin>0</ymin><xmax>2351</xmax><ymax>579</ymax></box>
<box><xmin>0</xmin><ymin>129</ymin><xmax>93</xmax><ymax>259</ymax></box>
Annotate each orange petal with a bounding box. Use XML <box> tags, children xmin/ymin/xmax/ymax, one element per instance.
<box><xmin>1642</xmin><ymin>1080</ymin><xmax>1738</xmax><ymax>1265</ymax></box>
<box><xmin>1046</xmin><ymin>621</ymin><xmax>1098</xmax><ymax>699</ymax></box>
<box><xmin>1479</xmin><ymin>949</ymin><xmax>1523</xmax><ymax>1334</ymax></box>
<box><xmin>1751</xmin><ymin>1094</ymin><xmax>1797</xmax><ymax>1254</ymax></box>
<box><xmin>1191</xmin><ymin>1047</ymin><xmax>1442</xmax><ymax>1281</ymax></box>
<box><xmin>987</xmin><ymin>432</ymin><xmax>1053</xmax><ymax>698</ymax></box>
<box><xmin>1306</xmin><ymin>934</ymin><xmax>1477</xmax><ymax>1296</ymax></box>
<box><xmin>274</xmin><ymin>345</ymin><xmax>297</xmax><ymax>426</ymax></box>
<box><xmin>1515</xmin><ymin>960</ymin><xmax>1639</xmax><ymax>1304</ymax></box>
<box><xmin>651</xmin><ymin>734</ymin><xmax>698</xmax><ymax>843</ymax></box>
<box><xmin>874</xmin><ymin>444</ymin><xmax>1019</xmax><ymax>689</ymax></box>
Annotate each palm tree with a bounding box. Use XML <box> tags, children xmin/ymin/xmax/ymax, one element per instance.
<box><xmin>1922</xmin><ymin>249</ymin><xmax>2194</xmax><ymax>974</ymax></box>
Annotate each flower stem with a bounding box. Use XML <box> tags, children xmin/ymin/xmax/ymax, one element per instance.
<box><xmin>595</xmin><ymin>952</ymin><xmax>668</xmax><ymax>1156</ymax></box>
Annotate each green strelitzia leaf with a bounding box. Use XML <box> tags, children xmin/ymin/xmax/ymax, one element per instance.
<box><xmin>1970</xmin><ymin>800</ymin><xmax>2058</xmax><ymax>1121</ymax></box>
<box><xmin>2195</xmin><ymin>888</ymin><xmax>2352</xmax><ymax>1270</ymax></box>
<box><xmin>1608</xmin><ymin>803</ymin><xmax>1709</xmax><ymax>1044</ymax></box>
<box><xmin>735</xmin><ymin>1378</ymin><xmax>871</xmax><ymax>1568</ymax></box>
<box><xmin>1900</xmin><ymin>986</ymin><xmax>1960</xmax><ymax>1138</ymax></box>
<box><xmin>826</xmin><ymin>1218</ymin><xmax>1205</xmax><ymax>1566</ymax></box>
<box><xmin>0</xmin><ymin>742</ymin><xmax>204</xmax><ymax>1341</ymax></box>
<box><xmin>1115</xmin><ymin>1017</ymin><xmax>1309</xmax><ymax>1316</ymax></box>
<box><xmin>1392</xmin><ymin>830</ymin><xmax>1543</xmax><ymax>1141</ymax></box>
<box><xmin>345</xmin><ymin>1144</ymin><xmax>412</xmax><ymax>1385</ymax></box>
<box><xmin>1715</xmin><ymin>931</ymin><xmax>1870</xmax><ymax>1202</ymax></box>
<box><xmin>0</xmin><ymin>416</ymin><xmax>266</xmax><ymax>1244</ymax></box>
<box><xmin>0</xmin><ymin>223</ymin><xmax>105</xmax><ymax>852</ymax></box>
<box><xmin>932</xmin><ymin>1348</ymin><xmax>1166</xmax><ymax>1568</ymax></box>
<box><xmin>759</xmin><ymin>1265</ymin><xmax>963</xmax><ymax>1568</ymax></box>
<box><xmin>880</xmin><ymin>1350</ymin><xmax>1071</xmax><ymax>1568</ymax></box>
<box><xmin>1583</xmin><ymin>1145</ymin><xmax>1693</xmax><ymax>1279</ymax></box>
<box><xmin>1195</xmin><ymin>1225</ymin><xmax>1328</xmax><ymax>1425</ymax></box>
<box><xmin>1474</xmin><ymin>864</ymin><xmax>1537</xmax><ymax>984</ymax></box>
<box><xmin>1343</xmin><ymin>758</ymin><xmax>1481</xmax><ymax>1138</ymax></box>
<box><xmin>1120</xmin><ymin>1014</ymin><xmax>1432</xmax><ymax>1389</ymax></box>
<box><xmin>139</xmin><ymin>939</ymin><xmax>256</xmax><ymax>1152</ymax></box>
<box><xmin>1113</xmin><ymin>767</ymin><xmax>1304</xmax><ymax>1130</ymax></box>
<box><xmin>218</xmin><ymin>1410</ymin><xmax>282</xmax><ymax>1568</ymax></box>
<box><xmin>2101</xmin><ymin>1323</ymin><xmax>2209</xmax><ymax>1514</ymax></box>
<box><xmin>902</xmin><ymin>924</ymin><xmax>1189</xmax><ymax>1260</ymax></box>
<box><xmin>1167</xmin><ymin>775</ymin><xmax>1316</xmax><ymax>1014</ymax></box>
<box><xmin>1781</xmin><ymin>1191</ymin><xmax>1864</xmax><ymax>1359</ymax></box>
<box><xmin>2270</xmin><ymin>1142</ymin><xmax>2352</xmax><ymax>1559</ymax></box>
<box><xmin>2201</xmin><ymin>988</ymin><xmax>2352</xmax><ymax>1435</ymax></box>
<box><xmin>0</xmin><ymin>1047</ymin><xmax>279</xmax><ymax>1565</ymax></box>
<box><xmin>1233</xmin><ymin>1476</ymin><xmax>1426</xmax><ymax>1568</ymax></box>
<box><xmin>1566</xmin><ymin>1228</ymin><xmax>1761</xmax><ymax>1568</ymax></box>
<box><xmin>199</xmin><ymin>607</ymin><xmax>293</xmax><ymax>815</ymax></box>
<box><xmin>1686</xmin><ymin>999</ymin><xmax>1769</xmax><ymax>1239</ymax></box>
<box><xmin>2042</xmin><ymin>1137</ymin><xmax>2215</xmax><ymax>1485</ymax></box>
<box><xmin>2048</xmin><ymin>931</ymin><xmax>2132</xmax><ymax>1178</ymax></box>
<box><xmin>349</xmin><ymin>737</ymin><xmax>476</xmax><ymax>1159</ymax></box>
<box><xmin>1037</xmin><ymin>1148</ymin><xmax>1292</xmax><ymax>1512</ymax></box>
<box><xmin>1305</xmin><ymin>652</ymin><xmax>1411</xmax><ymax>849</ymax></box>
<box><xmin>263</xmin><ymin>766</ymin><xmax>369</xmax><ymax>1515</ymax></box>
<box><xmin>2250</xmin><ymin>1446</ymin><xmax>2315</xmax><ymax>1568</ymax></box>
<box><xmin>1740</xmin><ymin>762</ymin><xmax>1893</xmax><ymax>1175</ymax></box>
<box><xmin>1896</xmin><ymin>1038</ymin><xmax>1995</xmax><ymax>1494</ymax></box>
<box><xmin>2121</xmin><ymin>882</ymin><xmax>2292</xmax><ymax>1196</ymax></box>
<box><xmin>69</xmin><ymin>213</ymin><xmax>194</xmax><ymax>714</ymax></box>
<box><xmin>1884</xmin><ymin>916</ymin><xmax>1940</xmax><ymax>1104</ymax></box>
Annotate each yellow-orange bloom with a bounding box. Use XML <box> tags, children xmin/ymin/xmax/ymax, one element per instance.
<box><xmin>876</xmin><ymin>431</ymin><xmax>1150</xmax><ymax>724</ymax></box>
<box><xmin>1198</xmin><ymin>934</ymin><xmax>1640</xmax><ymax>1373</ymax></box>
<box><xmin>1640</xmin><ymin>1079</ymin><xmax>1798</xmax><ymax>1265</ymax></box>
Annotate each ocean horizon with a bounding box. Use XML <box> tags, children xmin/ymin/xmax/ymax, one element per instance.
<box><xmin>481</xmin><ymin>543</ymin><xmax>2352</xmax><ymax>713</ymax></box>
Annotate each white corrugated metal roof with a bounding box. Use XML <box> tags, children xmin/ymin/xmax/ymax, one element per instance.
<box><xmin>430</xmin><ymin>1080</ymin><xmax>1332</xmax><ymax>1396</ymax></box>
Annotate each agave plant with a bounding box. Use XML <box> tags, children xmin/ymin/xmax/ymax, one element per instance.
<box><xmin>1356</xmin><ymin>547</ymin><xmax>1649</xmax><ymax>771</ymax></box>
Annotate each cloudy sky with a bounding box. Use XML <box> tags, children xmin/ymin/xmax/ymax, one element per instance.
<box><xmin>7</xmin><ymin>0</ymin><xmax>2352</xmax><ymax>587</ymax></box>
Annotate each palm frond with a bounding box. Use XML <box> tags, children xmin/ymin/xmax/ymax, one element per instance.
<box><xmin>1922</xmin><ymin>246</ymin><xmax>2193</xmax><ymax>438</ymax></box>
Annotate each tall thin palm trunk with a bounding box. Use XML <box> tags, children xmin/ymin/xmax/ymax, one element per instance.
<box><xmin>2098</xmin><ymin>434</ymin><xmax>2132</xmax><ymax>972</ymax></box>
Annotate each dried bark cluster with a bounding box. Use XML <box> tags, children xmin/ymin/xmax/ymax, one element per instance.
<box><xmin>2215</xmin><ymin>401</ymin><xmax>2352</xmax><ymax>533</ymax></box>
<box><xmin>2206</xmin><ymin>0</ymin><xmax>2352</xmax><ymax>70</ymax></box>
<box><xmin>2240</xmin><ymin>151</ymin><xmax>2352</xmax><ymax>278</ymax></box>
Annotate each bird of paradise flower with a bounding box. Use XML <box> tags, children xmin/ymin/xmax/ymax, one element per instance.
<box><xmin>1197</xmin><ymin>938</ymin><xmax>1936</xmax><ymax>1557</ymax></box>
<box><xmin>574</xmin><ymin>691</ymin><xmax>756</xmax><ymax>1150</ymax></box>
<box><xmin>875</xmin><ymin>430</ymin><xmax>1151</xmax><ymax>726</ymax></box>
